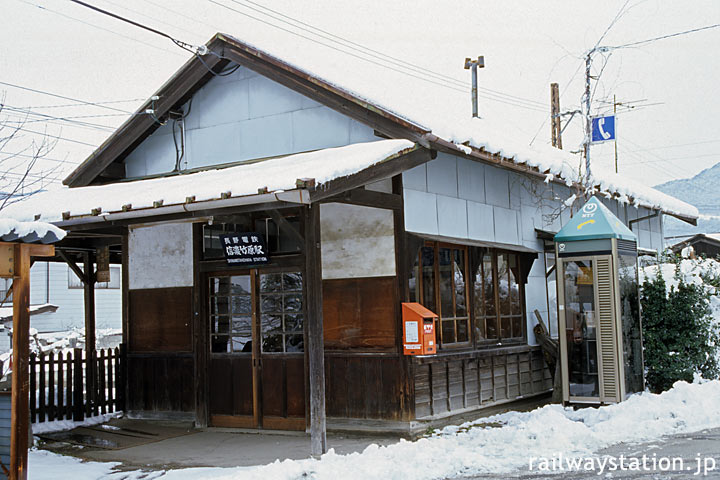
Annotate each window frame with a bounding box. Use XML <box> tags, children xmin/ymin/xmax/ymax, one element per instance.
<box><xmin>412</xmin><ymin>241</ymin><xmax>472</xmax><ymax>349</ymax></box>
<box><xmin>474</xmin><ymin>249</ymin><xmax>527</xmax><ymax>346</ymax></box>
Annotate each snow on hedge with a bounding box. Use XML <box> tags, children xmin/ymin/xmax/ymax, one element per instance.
<box><xmin>29</xmin><ymin>379</ymin><xmax>720</xmax><ymax>479</ymax></box>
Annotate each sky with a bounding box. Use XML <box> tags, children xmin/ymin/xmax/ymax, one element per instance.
<box><xmin>1</xmin><ymin>0</ymin><xmax>719</xmax><ymax>192</ymax></box>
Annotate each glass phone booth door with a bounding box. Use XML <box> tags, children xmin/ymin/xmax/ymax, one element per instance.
<box><xmin>561</xmin><ymin>259</ymin><xmax>600</xmax><ymax>399</ymax></box>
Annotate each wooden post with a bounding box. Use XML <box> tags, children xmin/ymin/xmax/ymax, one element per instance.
<box><xmin>191</xmin><ymin>223</ymin><xmax>209</xmax><ymax>428</ymax></box>
<box><xmin>10</xmin><ymin>244</ymin><xmax>30</xmax><ymax>480</ymax></box>
<box><xmin>83</xmin><ymin>252</ymin><xmax>96</xmax><ymax>416</ymax></box>
<box><xmin>304</xmin><ymin>205</ymin><xmax>326</xmax><ymax>456</ymax></box>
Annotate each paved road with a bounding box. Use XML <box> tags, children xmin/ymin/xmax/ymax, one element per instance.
<box><xmin>463</xmin><ymin>427</ymin><xmax>720</xmax><ymax>479</ymax></box>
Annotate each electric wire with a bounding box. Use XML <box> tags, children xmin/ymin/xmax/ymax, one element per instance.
<box><xmin>209</xmin><ymin>0</ymin><xmax>550</xmax><ymax>112</ymax></box>
<box><xmin>10</xmin><ymin>126</ymin><xmax>99</xmax><ymax>148</ymax></box>
<box><xmin>610</xmin><ymin>23</ymin><xmax>720</xmax><ymax>50</ymax></box>
<box><xmin>223</xmin><ymin>0</ymin><xmax>549</xmax><ymax>110</ymax></box>
<box><xmin>0</xmin><ymin>80</ymin><xmax>134</xmax><ymax>114</ymax></box>
<box><xmin>15</xmin><ymin>0</ymin><xmax>184</xmax><ymax>57</ymax></box>
<box><xmin>67</xmin><ymin>0</ymin><xmax>203</xmax><ymax>55</ymax></box>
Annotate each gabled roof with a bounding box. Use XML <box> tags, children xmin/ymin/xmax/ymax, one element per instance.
<box><xmin>62</xmin><ymin>33</ymin><xmax>698</xmax><ymax>225</ymax></box>
<box><xmin>555</xmin><ymin>197</ymin><xmax>637</xmax><ymax>242</ymax></box>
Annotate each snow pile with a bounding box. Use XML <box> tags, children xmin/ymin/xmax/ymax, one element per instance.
<box><xmin>0</xmin><ymin>218</ymin><xmax>66</xmax><ymax>243</ymax></box>
<box><xmin>2</xmin><ymin>139</ymin><xmax>414</xmax><ymax>223</ymax></box>
<box><xmin>32</xmin><ymin>412</ymin><xmax>121</xmax><ymax>435</ymax></box>
<box><xmin>29</xmin><ymin>380</ymin><xmax>720</xmax><ymax>479</ymax></box>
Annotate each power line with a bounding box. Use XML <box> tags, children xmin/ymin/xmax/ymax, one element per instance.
<box><xmin>25</xmin><ymin>98</ymin><xmax>144</xmax><ymax>109</ymax></box>
<box><xmin>626</xmin><ymin>139</ymin><xmax>720</xmax><ymax>153</ymax></box>
<box><xmin>10</xmin><ymin>126</ymin><xmax>99</xmax><ymax>148</ymax></box>
<box><xmin>2</xmin><ymin>106</ymin><xmax>118</xmax><ymax>132</ymax></box>
<box><xmin>15</xmin><ymin>0</ymin><xmax>184</xmax><ymax>58</ymax></box>
<box><xmin>224</xmin><ymin>0</ymin><xmax>549</xmax><ymax>110</ymax></box>
<box><xmin>209</xmin><ymin>0</ymin><xmax>549</xmax><ymax>113</ymax></box>
<box><xmin>611</xmin><ymin>23</ymin><xmax>720</xmax><ymax>49</ymax></box>
<box><xmin>622</xmin><ymin>152</ymin><xmax>720</xmax><ymax>166</ymax></box>
<box><xmin>0</xmin><ymin>151</ymin><xmax>79</xmax><ymax>165</ymax></box>
<box><xmin>67</xmin><ymin>0</ymin><xmax>206</xmax><ymax>55</ymax></box>
<box><xmin>0</xmin><ymin>80</ymin><xmax>133</xmax><ymax>114</ymax></box>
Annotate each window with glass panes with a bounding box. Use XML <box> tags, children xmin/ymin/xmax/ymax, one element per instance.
<box><xmin>259</xmin><ymin>272</ymin><xmax>304</xmax><ymax>353</ymax></box>
<box><xmin>209</xmin><ymin>271</ymin><xmax>304</xmax><ymax>354</ymax></box>
<box><xmin>474</xmin><ymin>250</ymin><xmax>524</xmax><ymax>342</ymax></box>
<box><xmin>209</xmin><ymin>275</ymin><xmax>253</xmax><ymax>353</ymax></box>
<box><xmin>408</xmin><ymin>243</ymin><xmax>470</xmax><ymax>346</ymax></box>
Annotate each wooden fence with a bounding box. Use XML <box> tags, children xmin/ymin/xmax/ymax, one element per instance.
<box><xmin>29</xmin><ymin>346</ymin><xmax>125</xmax><ymax>424</ymax></box>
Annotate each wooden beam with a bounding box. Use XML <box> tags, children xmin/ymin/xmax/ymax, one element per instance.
<box><xmin>319</xmin><ymin>188</ymin><xmax>402</xmax><ymax>211</ymax></box>
<box><xmin>10</xmin><ymin>244</ymin><xmax>31</xmax><ymax>480</ymax></box>
<box><xmin>310</xmin><ymin>148</ymin><xmax>432</xmax><ymax>203</ymax></box>
<box><xmin>303</xmin><ymin>205</ymin><xmax>326</xmax><ymax>456</ymax></box>
<box><xmin>57</xmin><ymin>249</ymin><xmax>87</xmax><ymax>284</ymax></box>
<box><xmin>266</xmin><ymin>209</ymin><xmax>304</xmax><ymax>247</ymax></box>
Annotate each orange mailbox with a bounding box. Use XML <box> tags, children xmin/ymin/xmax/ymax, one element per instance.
<box><xmin>402</xmin><ymin>302</ymin><xmax>437</xmax><ymax>355</ymax></box>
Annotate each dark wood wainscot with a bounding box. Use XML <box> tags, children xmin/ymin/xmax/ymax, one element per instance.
<box><xmin>127</xmin><ymin>287</ymin><xmax>194</xmax><ymax>414</ymax></box>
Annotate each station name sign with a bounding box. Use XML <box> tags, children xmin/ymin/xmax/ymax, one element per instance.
<box><xmin>220</xmin><ymin>232</ymin><xmax>269</xmax><ymax>265</ymax></box>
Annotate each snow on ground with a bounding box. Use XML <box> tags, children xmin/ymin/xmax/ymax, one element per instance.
<box><xmin>29</xmin><ymin>379</ymin><xmax>720</xmax><ymax>480</ymax></box>
<box><xmin>32</xmin><ymin>412</ymin><xmax>121</xmax><ymax>435</ymax></box>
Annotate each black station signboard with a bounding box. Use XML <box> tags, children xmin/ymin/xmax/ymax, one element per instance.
<box><xmin>220</xmin><ymin>232</ymin><xmax>270</xmax><ymax>265</ymax></box>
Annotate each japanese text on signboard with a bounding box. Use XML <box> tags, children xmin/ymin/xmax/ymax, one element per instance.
<box><xmin>219</xmin><ymin>233</ymin><xmax>269</xmax><ymax>265</ymax></box>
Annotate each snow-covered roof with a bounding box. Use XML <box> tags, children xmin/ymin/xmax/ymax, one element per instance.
<box><xmin>0</xmin><ymin>218</ymin><xmax>66</xmax><ymax>243</ymax></box>
<box><xmin>1</xmin><ymin>140</ymin><xmax>415</xmax><ymax>224</ymax></box>
<box><xmin>62</xmin><ymin>33</ymin><xmax>697</xmax><ymax>223</ymax></box>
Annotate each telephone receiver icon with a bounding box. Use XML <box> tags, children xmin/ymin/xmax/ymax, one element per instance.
<box><xmin>598</xmin><ymin>118</ymin><xmax>611</xmax><ymax>140</ymax></box>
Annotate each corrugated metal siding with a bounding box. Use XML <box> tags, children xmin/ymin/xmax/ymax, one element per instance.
<box><xmin>124</xmin><ymin>65</ymin><xmax>377</xmax><ymax>178</ymax></box>
<box><xmin>0</xmin><ymin>392</ymin><xmax>10</xmax><ymax>478</ymax></box>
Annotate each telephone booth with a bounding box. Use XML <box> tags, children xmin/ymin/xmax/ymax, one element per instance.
<box><xmin>554</xmin><ymin>197</ymin><xmax>644</xmax><ymax>404</ymax></box>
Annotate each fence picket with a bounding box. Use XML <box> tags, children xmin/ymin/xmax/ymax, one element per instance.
<box><xmin>38</xmin><ymin>353</ymin><xmax>46</xmax><ymax>423</ymax></box>
<box><xmin>29</xmin><ymin>347</ymin><xmax>124</xmax><ymax>424</ymax></box>
<box><xmin>47</xmin><ymin>352</ymin><xmax>55</xmax><ymax>421</ymax></box>
<box><xmin>99</xmin><ymin>349</ymin><xmax>106</xmax><ymax>415</ymax></box>
<box><xmin>57</xmin><ymin>351</ymin><xmax>64</xmax><ymax>422</ymax></box>
<box><xmin>107</xmin><ymin>348</ymin><xmax>114</xmax><ymax>414</ymax></box>
<box><xmin>29</xmin><ymin>353</ymin><xmax>36</xmax><ymax>423</ymax></box>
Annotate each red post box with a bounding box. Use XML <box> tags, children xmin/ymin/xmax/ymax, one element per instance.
<box><xmin>402</xmin><ymin>302</ymin><xmax>438</xmax><ymax>355</ymax></box>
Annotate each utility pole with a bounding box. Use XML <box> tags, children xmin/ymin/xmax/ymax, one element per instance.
<box><xmin>583</xmin><ymin>51</ymin><xmax>593</xmax><ymax>179</ymax></box>
<box><xmin>613</xmin><ymin>94</ymin><xmax>619</xmax><ymax>173</ymax></box>
<box><xmin>550</xmin><ymin>83</ymin><xmax>562</xmax><ymax>149</ymax></box>
<box><xmin>464</xmin><ymin>56</ymin><xmax>485</xmax><ymax>118</ymax></box>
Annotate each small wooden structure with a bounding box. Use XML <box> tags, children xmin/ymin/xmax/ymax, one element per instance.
<box><xmin>0</xmin><ymin>221</ymin><xmax>62</xmax><ymax>480</ymax></box>
<box><xmin>670</xmin><ymin>233</ymin><xmax>720</xmax><ymax>259</ymax></box>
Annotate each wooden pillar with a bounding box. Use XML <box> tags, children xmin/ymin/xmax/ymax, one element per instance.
<box><xmin>304</xmin><ymin>205</ymin><xmax>326</xmax><ymax>456</ymax></box>
<box><xmin>83</xmin><ymin>252</ymin><xmax>96</xmax><ymax>414</ymax></box>
<box><xmin>191</xmin><ymin>223</ymin><xmax>209</xmax><ymax>428</ymax></box>
<box><xmin>10</xmin><ymin>244</ymin><xmax>30</xmax><ymax>480</ymax></box>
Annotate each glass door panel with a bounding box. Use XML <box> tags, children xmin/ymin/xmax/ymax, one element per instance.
<box><xmin>563</xmin><ymin>260</ymin><xmax>599</xmax><ymax>398</ymax></box>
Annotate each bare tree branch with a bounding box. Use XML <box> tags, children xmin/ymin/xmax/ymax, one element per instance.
<box><xmin>0</xmin><ymin>93</ymin><xmax>62</xmax><ymax>211</ymax></box>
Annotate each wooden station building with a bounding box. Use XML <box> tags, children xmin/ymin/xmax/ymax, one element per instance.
<box><xmin>2</xmin><ymin>34</ymin><xmax>697</xmax><ymax>449</ymax></box>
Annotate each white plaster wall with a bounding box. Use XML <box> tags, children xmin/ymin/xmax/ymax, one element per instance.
<box><xmin>124</xmin><ymin>65</ymin><xmax>377</xmax><ymax>177</ymax></box>
<box><xmin>128</xmin><ymin>223</ymin><xmax>193</xmax><ymax>289</ymax></box>
<box><xmin>320</xmin><ymin>203</ymin><xmax>395</xmax><ymax>280</ymax></box>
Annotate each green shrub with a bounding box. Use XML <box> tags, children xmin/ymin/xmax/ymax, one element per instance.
<box><xmin>640</xmin><ymin>270</ymin><xmax>719</xmax><ymax>393</ymax></box>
